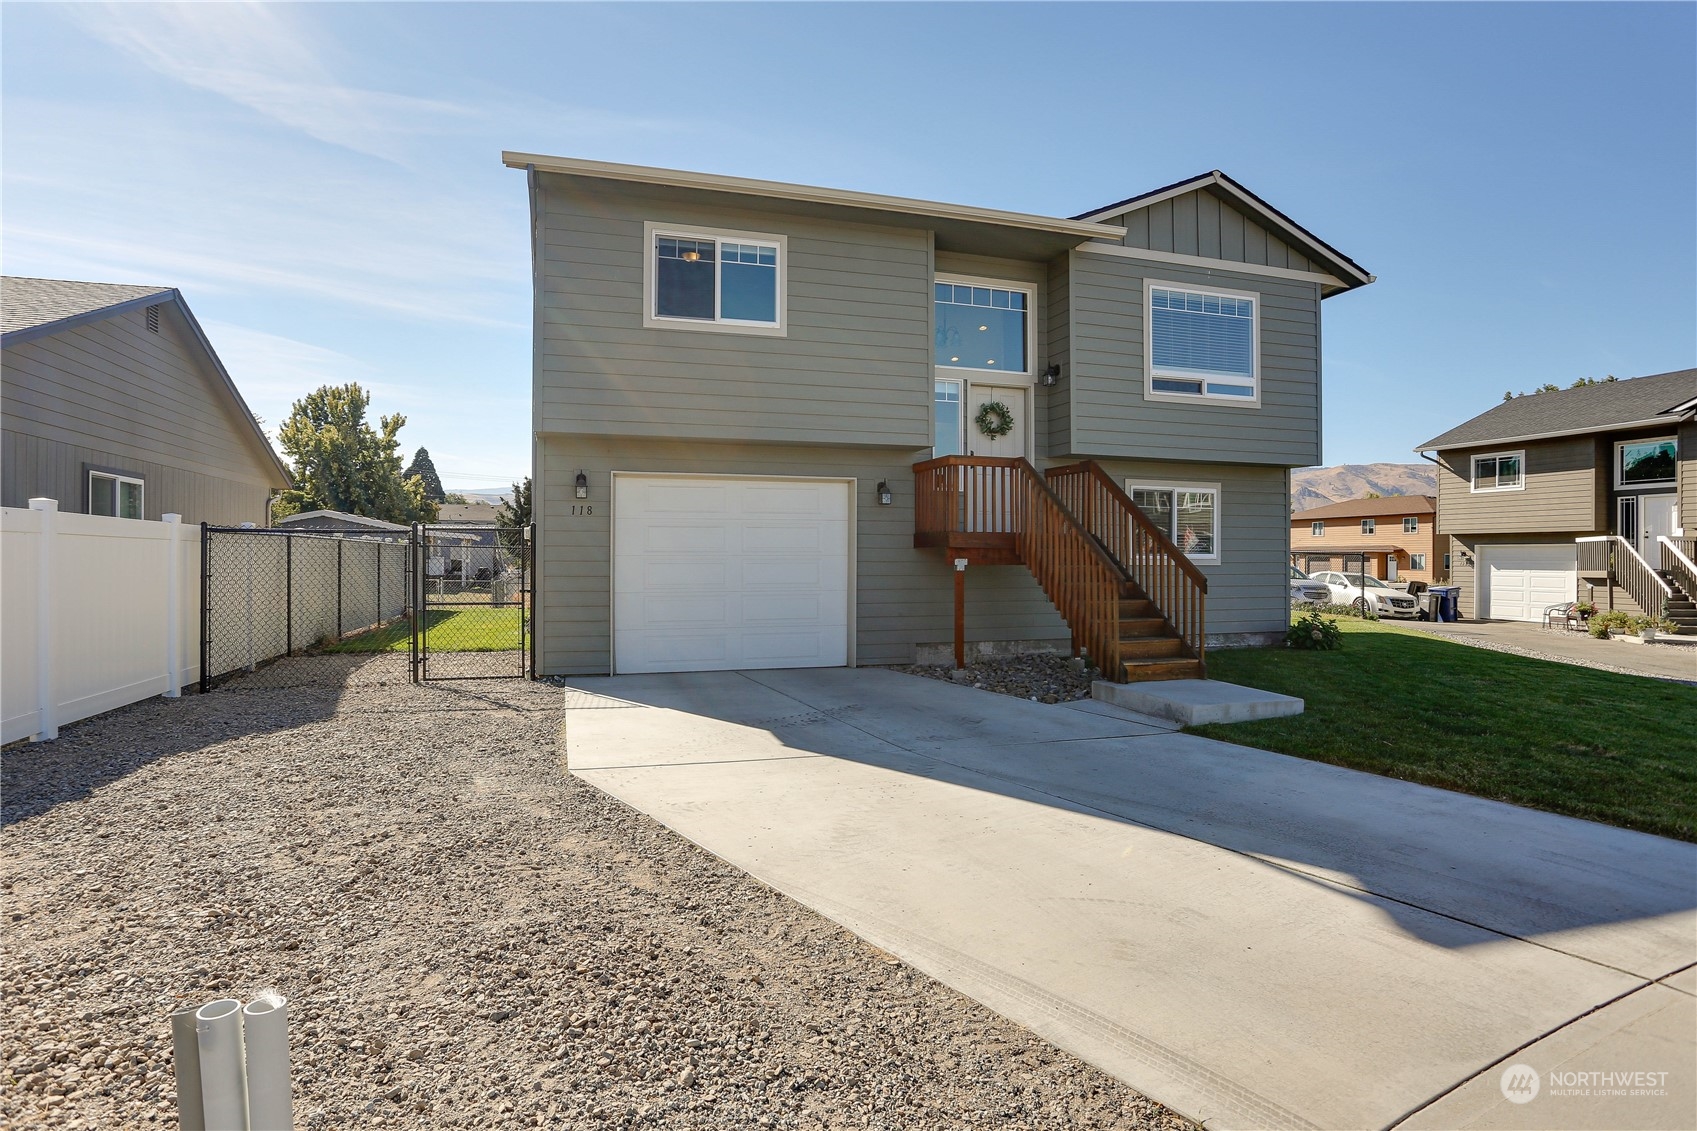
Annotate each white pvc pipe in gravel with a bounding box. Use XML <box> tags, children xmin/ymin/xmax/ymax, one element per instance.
<box><xmin>194</xmin><ymin>998</ymin><xmax>248</xmax><ymax>1131</ymax></box>
<box><xmin>241</xmin><ymin>991</ymin><xmax>293</xmax><ymax>1130</ymax></box>
<box><xmin>169</xmin><ymin>1006</ymin><xmax>205</xmax><ymax>1131</ymax></box>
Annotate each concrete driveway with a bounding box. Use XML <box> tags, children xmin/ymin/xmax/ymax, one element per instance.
<box><xmin>562</xmin><ymin>667</ymin><xmax>1696</xmax><ymax>1130</ymax></box>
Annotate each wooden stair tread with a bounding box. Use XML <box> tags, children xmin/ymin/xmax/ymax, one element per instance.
<box><xmin>1120</xmin><ymin>657</ymin><xmax>1204</xmax><ymax>682</ymax></box>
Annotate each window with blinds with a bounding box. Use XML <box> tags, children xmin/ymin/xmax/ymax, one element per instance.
<box><xmin>1147</xmin><ymin>284</ymin><xmax>1258</xmax><ymax>401</ymax></box>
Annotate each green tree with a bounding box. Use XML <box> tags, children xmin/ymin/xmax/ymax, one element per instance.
<box><xmin>271</xmin><ymin>384</ymin><xmax>438</xmax><ymax>524</ymax></box>
<box><xmin>403</xmin><ymin>447</ymin><xmax>446</xmax><ymax>502</ymax></box>
<box><xmin>496</xmin><ymin>477</ymin><xmax>531</xmax><ymax>553</ymax></box>
<box><xmin>442</xmin><ymin>492</ymin><xmax>470</xmax><ymax>505</ymax></box>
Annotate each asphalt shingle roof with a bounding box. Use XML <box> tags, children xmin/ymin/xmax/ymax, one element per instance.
<box><xmin>2</xmin><ymin>276</ymin><xmax>174</xmax><ymax>337</ymax></box>
<box><xmin>1291</xmin><ymin>495</ymin><xmax>1436</xmax><ymax>522</ymax></box>
<box><xmin>1418</xmin><ymin>368</ymin><xmax>1697</xmax><ymax>451</ymax></box>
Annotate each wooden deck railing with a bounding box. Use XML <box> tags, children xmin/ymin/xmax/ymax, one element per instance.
<box><xmin>1577</xmin><ymin>536</ymin><xmax>1673</xmax><ymax>617</ymax></box>
<box><xmin>912</xmin><ymin>456</ymin><xmax>1129</xmax><ymax>679</ymax></box>
<box><xmin>1659</xmin><ymin>537</ymin><xmax>1697</xmax><ymax>604</ymax></box>
<box><xmin>1046</xmin><ymin>461</ymin><xmax>1208</xmax><ymax>671</ymax></box>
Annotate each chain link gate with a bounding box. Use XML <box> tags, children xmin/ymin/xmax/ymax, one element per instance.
<box><xmin>410</xmin><ymin>522</ymin><xmax>531</xmax><ymax>681</ymax></box>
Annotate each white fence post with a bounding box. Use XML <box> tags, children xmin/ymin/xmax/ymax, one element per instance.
<box><xmin>163</xmin><ymin>513</ymin><xmax>183</xmax><ymax>698</ymax></box>
<box><xmin>28</xmin><ymin>498</ymin><xmax>58</xmax><ymax>741</ymax></box>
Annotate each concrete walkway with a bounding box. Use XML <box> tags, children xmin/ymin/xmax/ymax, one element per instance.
<box><xmin>1399</xmin><ymin>619</ymin><xmax>1697</xmax><ymax>683</ymax></box>
<box><xmin>562</xmin><ymin>667</ymin><xmax>1697</xmax><ymax>1130</ymax></box>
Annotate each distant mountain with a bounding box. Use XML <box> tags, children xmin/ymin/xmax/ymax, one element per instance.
<box><xmin>443</xmin><ymin>489</ymin><xmax>512</xmax><ymax>506</ymax></box>
<box><xmin>1291</xmin><ymin>463</ymin><xmax>1437</xmax><ymax>513</ymax></box>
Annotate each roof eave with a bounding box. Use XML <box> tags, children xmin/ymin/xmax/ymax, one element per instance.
<box><xmin>0</xmin><ymin>289</ymin><xmax>174</xmax><ymax>348</ymax></box>
<box><xmin>502</xmin><ymin>152</ymin><xmax>1125</xmax><ymax>243</ymax></box>
<box><xmin>1416</xmin><ymin>417</ymin><xmax>1679</xmax><ymax>453</ymax></box>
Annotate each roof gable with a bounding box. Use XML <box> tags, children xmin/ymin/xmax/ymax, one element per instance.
<box><xmin>1292</xmin><ymin>495</ymin><xmax>1437</xmax><ymax>522</ymax></box>
<box><xmin>1071</xmin><ymin>171</ymin><xmax>1372</xmax><ymax>293</ymax></box>
<box><xmin>1418</xmin><ymin>368</ymin><xmax>1697</xmax><ymax>451</ymax></box>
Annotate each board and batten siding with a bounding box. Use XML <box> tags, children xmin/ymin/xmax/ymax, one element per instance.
<box><xmin>1061</xmin><ymin>248</ymin><xmax>1321</xmax><ymax>466</ymax></box>
<box><xmin>533</xmin><ymin>175</ymin><xmax>932</xmax><ymax>448</ymax></box>
<box><xmin>1105</xmin><ymin>187</ymin><xmax>1323</xmax><ymax>274</ymax></box>
<box><xmin>1433</xmin><ymin>437</ymin><xmax>1603</xmax><ymax>536</ymax></box>
<box><xmin>535</xmin><ymin>436</ymin><xmax>1069</xmax><ymax>676</ymax></box>
<box><xmin>1</xmin><ymin>305</ymin><xmax>283</xmax><ymax>525</ymax></box>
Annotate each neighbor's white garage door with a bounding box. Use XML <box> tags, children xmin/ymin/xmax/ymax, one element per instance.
<box><xmin>613</xmin><ymin>475</ymin><xmax>851</xmax><ymax>674</ymax></box>
<box><xmin>1479</xmin><ymin>544</ymin><xmax>1577</xmax><ymax>622</ymax></box>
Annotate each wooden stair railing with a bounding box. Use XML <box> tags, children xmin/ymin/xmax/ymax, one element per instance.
<box><xmin>1046</xmin><ymin>461</ymin><xmax>1209</xmax><ymax>676</ymax></box>
<box><xmin>912</xmin><ymin>455</ymin><xmax>1129</xmax><ymax>680</ymax></box>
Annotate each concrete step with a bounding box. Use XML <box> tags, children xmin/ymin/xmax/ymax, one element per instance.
<box><xmin>1117</xmin><ymin>616</ymin><xmax>1170</xmax><ymax>638</ymax></box>
<box><xmin>1119</xmin><ymin>636</ymin><xmax>1188</xmax><ymax>659</ymax></box>
<box><xmin>1120</xmin><ymin>657</ymin><xmax>1205</xmax><ymax>683</ymax></box>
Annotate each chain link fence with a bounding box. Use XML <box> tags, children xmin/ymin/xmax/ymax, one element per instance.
<box><xmin>202</xmin><ymin>527</ymin><xmax>410</xmax><ymax>689</ymax></box>
<box><xmin>413</xmin><ymin>524</ymin><xmax>530</xmax><ymax>680</ymax></box>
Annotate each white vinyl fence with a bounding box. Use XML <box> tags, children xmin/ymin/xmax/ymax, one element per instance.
<box><xmin>2</xmin><ymin>500</ymin><xmax>199</xmax><ymax>744</ymax></box>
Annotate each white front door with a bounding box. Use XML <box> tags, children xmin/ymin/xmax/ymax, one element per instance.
<box><xmin>1641</xmin><ymin>494</ymin><xmax>1676</xmax><ymax>558</ymax></box>
<box><xmin>967</xmin><ymin>385</ymin><xmax>1028</xmax><ymax>461</ymax></box>
<box><xmin>1385</xmin><ymin>555</ymin><xmax>1398</xmax><ymax>582</ymax></box>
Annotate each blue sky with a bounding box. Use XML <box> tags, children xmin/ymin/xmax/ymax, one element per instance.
<box><xmin>4</xmin><ymin>2</ymin><xmax>1693</xmax><ymax>486</ymax></box>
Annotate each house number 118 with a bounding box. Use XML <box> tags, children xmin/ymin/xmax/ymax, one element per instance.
<box><xmin>571</xmin><ymin>505</ymin><xmax>594</xmax><ymax>516</ymax></box>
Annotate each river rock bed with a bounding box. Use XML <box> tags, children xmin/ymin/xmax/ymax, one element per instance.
<box><xmin>897</xmin><ymin>652</ymin><xmax>1097</xmax><ymax>704</ymax></box>
<box><xmin>2</xmin><ymin>654</ymin><xmax>1185</xmax><ymax>1130</ymax></box>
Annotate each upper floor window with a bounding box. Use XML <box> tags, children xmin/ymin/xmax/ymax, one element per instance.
<box><xmin>1146</xmin><ymin>283</ymin><xmax>1258</xmax><ymax>403</ymax></box>
<box><xmin>644</xmin><ymin>223</ymin><xmax>785</xmax><ymax>334</ymax></box>
<box><xmin>933</xmin><ymin>379</ymin><xmax>964</xmax><ymax>456</ymax></box>
<box><xmin>1471</xmin><ymin>451</ymin><xmax>1524</xmax><ymax>492</ymax></box>
<box><xmin>1615</xmin><ymin>437</ymin><xmax>1675</xmax><ymax>488</ymax></box>
<box><xmin>1129</xmin><ymin>482</ymin><xmax>1220</xmax><ymax>564</ymax></box>
<box><xmin>89</xmin><ymin>470</ymin><xmax>144</xmax><ymax>519</ymax></box>
<box><xmin>1402</xmin><ymin>517</ymin><xmax>1419</xmax><ymax>533</ymax></box>
<box><xmin>1361</xmin><ymin>518</ymin><xmax>1376</xmax><ymax>535</ymax></box>
<box><xmin>934</xmin><ymin>279</ymin><xmax>1029</xmax><ymax>372</ymax></box>
<box><xmin>1310</xmin><ymin>521</ymin><xmax>1324</xmax><ymax>536</ymax></box>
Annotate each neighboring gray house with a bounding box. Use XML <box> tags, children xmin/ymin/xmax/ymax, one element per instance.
<box><xmin>1417</xmin><ymin>368</ymin><xmax>1697</xmax><ymax>623</ymax></box>
<box><xmin>2</xmin><ymin>277</ymin><xmax>289</xmax><ymax>524</ymax></box>
<box><xmin>275</xmin><ymin>509</ymin><xmax>410</xmax><ymax>539</ymax></box>
<box><xmin>505</xmin><ymin>155</ymin><xmax>1374</xmax><ymax>680</ymax></box>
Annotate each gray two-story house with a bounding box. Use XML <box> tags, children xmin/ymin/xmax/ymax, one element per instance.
<box><xmin>506</xmin><ymin>155</ymin><xmax>1373</xmax><ymax>680</ymax></box>
<box><xmin>1417</xmin><ymin>368</ymin><xmax>1696</xmax><ymax>623</ymax></box>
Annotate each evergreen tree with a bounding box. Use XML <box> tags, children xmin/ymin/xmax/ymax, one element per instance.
<box><xmin>403</xmin><ymin>447</ymin><xmax>447</xmax><ymax>502</ymax></box>
<box><xmin>496</xmin><ymin>477</ymin><xmax>532</xmax><ymax>553</ymax></box>
<box><xmin>271</xmin><ymin>384</ymin><xmax>438</xmax><ymax>524</ymax></box>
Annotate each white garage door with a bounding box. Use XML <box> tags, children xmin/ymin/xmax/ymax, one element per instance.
<box><xmin>1480</xmin><ymin>544</ymin><xmax>1577</xmax><ymax>622</ymax></box>
<box><xmin>613</xmin><ymin>475</ymin><xmax>851</xmax><ymax>674</ymax></box>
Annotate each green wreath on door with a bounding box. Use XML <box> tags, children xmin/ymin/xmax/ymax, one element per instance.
<box><xmin>974</xmin><ymin>400</ymin><xmax>1014</xmax><ymax>439</ymax></box>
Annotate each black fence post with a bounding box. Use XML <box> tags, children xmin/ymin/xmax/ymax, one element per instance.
<box><xmin>409</xmin><ymin>523</ymin><xmax>420</xmax><ymax>683</ymax></box>
<box><xmin>285</xmin><ymin>534</ymin><xmax>294</xmax><ymax>656</ymax></box>
<box><xmin>199</xmin><ymin>523</ymin><xmax>211</xmax><ymax>693</ymax></box>
<box><xmin>376</xmin><ymin>539</ymin><xmax>383</xmax><ymax>623</ymax></box>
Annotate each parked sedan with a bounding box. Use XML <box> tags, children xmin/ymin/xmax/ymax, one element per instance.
<box><xmin>1309</xmin><ymin>570</ymin><xmax>1420</xmax><ymax>618</ymax></box>
<box><xmin>1289</xmin><ymin>566</ymin><xmax>1332</xmax><ymax>606</ymax></box>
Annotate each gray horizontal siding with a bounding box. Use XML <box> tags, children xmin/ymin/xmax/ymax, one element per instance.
<box><xmin>535</xmin><ymin>436</ymin><xmax>1068</xmax><ymax>675</ymax></box>
<box><xmin>2</xmin><ymin>429</ymin><xmax>271</xmax><ymax>525</ymax></box>
<box><xmin>1063</xmin><ymin>251</ymin><xmax>1322</xmax><ymax>466</ymax></box>
<box><xmin>1679</xmin><ymin>423</ymin><xmax>1696</xmax><ymax>528</ymax></box>
<box><xmin>534</xmin><ymin>176</ymin><xmax>932</xmax><ymax>447</ymax></box>
<box><xmin>1434</xmin><ymin>437</ymin><xmax>1602</xmax><ymax>535</ymax></box>
<box><xmin>1112</xmin><ymin>187</ymin><xmax>1319</xmax><ymax>273</ymax></box>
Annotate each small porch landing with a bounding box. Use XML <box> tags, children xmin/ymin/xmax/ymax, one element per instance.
<box><xmin>1093</xmin><ymin>678</ymin><xmax>1304</xmax><ymax>726</ymax></box>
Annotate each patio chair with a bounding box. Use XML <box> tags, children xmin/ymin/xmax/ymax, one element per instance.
<box><xmin>1541</xmin><ymin>602</ymin><xmax>1580</xmax><ymax>632</ymax></box>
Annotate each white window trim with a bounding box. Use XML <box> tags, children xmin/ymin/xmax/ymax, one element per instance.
<box><xmin>1143</xmin><ymin>279</ymin><xmax>1261</xmax><ymax>408</ymax></box>
<box><xmin>1470</xmin><ymin>449</ymin><xmax>1526</xmax><ymax>493</ymax></box>
<box><xmin>933</xmin><ymin>376</ymin><xmax>965</xmax><ymax>457</ymax></box>
<box><xmin>1125</xmin><ymin>478</ymin><xmax>1222</xmax><ymax>565</ymax></box>
<box><xmin>1402</xmin><ymin>517</ymin><xmax>1420</xmax><ymax>533</ymax></box>
<box><xmin>933</xmin><ymin>273</ymin><xmax>1035</xmax><ymax>378</ymax></box>
<box><xmin>642</xmin><ymin>221</ymin><xmax>787</xmax><ymax>336</ymax></box>
<box><xmin>88</xmin><ymin>470</ymin><xmax>145</xmax><ymax>519</ymax></box>
<box><xmin>1361</xmin><ymin>518</ymin><xmax>1376</xmax><ymax>535</ymax></box>
<box><xmin>1310</xmin><ymin>521</ymin><xmax>1324</xmax><ymax>537</ymax></box>
<box><xmin>1410</xmin><ymin>553</ymin><xmax>1428</xmax><ymax>571</ymax></box>
<box><xmin>1613</xmin><ymin>436</ymin><xmax>1676</xmax><ymax>490</ymax></box>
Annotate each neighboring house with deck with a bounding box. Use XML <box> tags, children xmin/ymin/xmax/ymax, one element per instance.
<box><xmin>1417</xmin><ymin>368</ymin><xmax>1697</xmax><ymax>623</ymax></box>
<box><xmin>1290</xmin><ymin>495</ymin><xmax>1438</xmax><ymax>585</ymax></box>
<box><xmin>2</xmin><ymin>276</ymin><xmax>289</xmax><ymax>525</ymax></box>
<box><xmin>506</xmin><ymin>155</ymin><xmax>1374</xmax><ymax>680</ymax></box>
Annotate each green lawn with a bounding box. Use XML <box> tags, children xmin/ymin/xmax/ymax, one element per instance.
<box><xmin>324</xmin><ymin>608</ymin><xmax>523</xmax><ymax>654</ymax></box>
<box><xmin>1190</xmin><ymin>617</ymin><xmax>1697</xmax><ymax>842</ymax></box>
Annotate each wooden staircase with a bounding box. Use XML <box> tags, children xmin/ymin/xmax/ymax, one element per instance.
<box><xmin>912</xmin><ymin>456</ymin><xmax>1206</xmax><ymax>683</ymax></box>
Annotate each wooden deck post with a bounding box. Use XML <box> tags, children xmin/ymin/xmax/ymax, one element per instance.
<box><xmin>953</xmin><ymin>557</ymin><xmax>968</xmax><ymax>669</ymax></box>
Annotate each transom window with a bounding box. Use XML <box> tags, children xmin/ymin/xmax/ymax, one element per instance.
<box><xmin>1147</xmin><ymin>283</ymin><xmax>1258</xmax><ymax>402</ymax></box>
<box><xmin>1615</xmin><ymin>437</ymin><xmax>1676</xmax><ymax>488</ymax></box>
<box><xmin>1361</xmin><ymin>518</ymin><xmax>1376</xmax><ymax>535</ymax></box>
<box><xmin>933</xmin><ymin>379</ymin><xmax>964</xmax><ymax>456</ymax></box>
<box><xmin>934</xmin><ymin>280</ymin><xmax>1029</xmax><ymax>372</ymax></box>
<box><xmin>645</xmin><ymin>224</ymin><xmax>784</xmax><ymax>333</ymax></box>
<box><xmin>1311</xmin><ymin>521</ymin><xmax>1324</xmax><ymax>536</ymax></box>
<box><xmin>1129</xmin><ymin>482</ymin><xmax>1220</xmax><ymax>563</ymax></box>
<box><xmin>1471</xmin><ymin>451</ymin><xmax>1524</xmax><ymax>492</ymax></box>
<box><xmin>89</xmin><ymin>470</ymin><xmax>144</xmax><ymax>519</ymax></box>
<box><xmin>1402</xmin><ymin>517</ymin><xmax>1419</xmax><ymax>533</ymax></box>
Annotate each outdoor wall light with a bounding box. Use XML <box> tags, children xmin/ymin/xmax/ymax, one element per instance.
<box><xmin>876</xmin><ymin>481</ymin><xmax>893</xmax><ymax>506</ymax></box>
<box><xmin>1039</xmin><ymin>364</ymin><xmax>1062</xmax><ymax>388</ymax></box>
<box><xmin>574</xmin><ymin>471</ymin><xmax>589</xmax><ymax>499</ymax></box>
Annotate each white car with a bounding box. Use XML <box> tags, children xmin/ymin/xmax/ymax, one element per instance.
<box><xmin>1309</xmin><ymin>570</ymin><xmax>1420</xmax><ymax>618</ymax></box>
<box><xmin>1289</xmin><ymin>566</ymin><xmax>1331</xmax><ymax>605</ymax></box>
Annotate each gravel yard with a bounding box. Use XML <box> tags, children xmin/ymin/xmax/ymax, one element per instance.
<box><xmin>897</xmin><ymin>652</ymin><xmax>1095</xmax><ymax>704</ymax></box>
<box><xmin>3</xmin><ymin>654</ymin><xmax>1186</xmax><ymax>1130</ymax></box>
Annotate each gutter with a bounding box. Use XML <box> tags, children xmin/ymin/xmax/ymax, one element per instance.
<box><xmin>1414</xmin><ymin>417</ymin><xmax>1679</xmax><ymax>454</ymax></box>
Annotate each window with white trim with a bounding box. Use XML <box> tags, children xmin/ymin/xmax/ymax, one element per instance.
<box><xmin>1410</xmin><ymin>553</ymin><xmax>1428</xmax><ymax>571</ymax></box>
<box><xmin>1402</xmin><ymin>516</ymin><xmax>1419</xmax><ymax>533</ymax></box>
<box><xmin>934</xmin><ymin>279</ymin><xmax>1030</xmax><ymax>373</ymax></box>
<box><xmin>1615</xmin><ymin>437</ymin><xmax>1675</xmax><ymax>488</ymax></box>
<box><xmin>89</xmin><ymin>471</ymin><xmax>144</xmax><ymax>519</ymax></box>
<box><xmin>1128</xmin><ymin>482</ymin><xmax>1220</xmax><ymax>563</ymax></box>
<box><xmin>645</xmin><ymin>224</ymin><xmax>784</xmax><ymax>332</ymax></box>
<box><xmin>1361</xmin><ymin>518</ymin><xmax>1376</xmax><ymax>535</ymax></box>
<box><xmin>1310</xmin><ymin>521</ymin><xmax>1324</xmax><ymax>536</ymax></box>
<box><xmin>1471</xmin><ymin>451</ymin><xmax>1524</xmax><ymax>492</ymax></box>
<box><xmin>933</xmin><ymin>379</ymin><xmax>964</xmax><ymax>456</ymax></box>
<box><xmin>1146</xmin><ymin>283</ymin><xmax>1258</xmax><ymax>402</ymax></box>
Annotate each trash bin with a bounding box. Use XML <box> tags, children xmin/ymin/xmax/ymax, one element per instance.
<box><xmin>1417</xmin><ymin>591</ymin><xmax>1441</xmax><ymax>621</ymax></box>
<box><xmin>1428</xmin><ymin>585</ymin><xmax>1460</xmax><ymax>622</ymax></box>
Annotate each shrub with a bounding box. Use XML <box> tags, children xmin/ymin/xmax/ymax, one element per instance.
<box><xmin>1317</xmin><ymin>601</ymin><xmax>1375</xmax><ymax>620</ymax></box>
<box><xmin>1287</xmin><ymin>609</ymin><xmax>1343</xmax><ymax>650</ymax></box>
<box><xmin>1588</xmin><ymin>610</ymin><xmax>1633</xmax><ymax>638</ymax></box>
